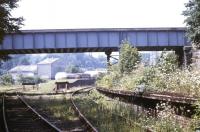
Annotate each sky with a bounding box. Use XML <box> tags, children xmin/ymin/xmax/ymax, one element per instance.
<box><xmin>12</xmin><ymin>0</ymin><xmax>189</xmax><ymax>30</ymax></box>
<box><xmin>11</xmin><ymin>0</ymin><xmax>189</xmax><ymax>58</ymax></box>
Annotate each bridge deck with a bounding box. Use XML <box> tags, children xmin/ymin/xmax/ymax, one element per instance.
<box><xmin>0</xmin><ymin>27</ymin><xmax>189</xmax><ymax>54</ymax></box>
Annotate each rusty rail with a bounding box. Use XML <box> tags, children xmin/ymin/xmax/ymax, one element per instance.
<box><xmin>70</xmin><ymin>87</ymin><xmax>98</xmax><ymax>132</ymax></box>
<box><xmin>3</xmin><ymin>93</ymin><xmax>62</xmax><ymax>132</ymax></box>
<box><xmin>17</xmin><ymin>93</ymin><xmax>62</xmax><ymax>132</ymax></box>
<box><xmin>96</xmin><ymin>87</ymin><xmax>197</xmax><ymax>118</ymax></box>
<box><xmin>2</xmin><ymin>94</ymin><xmax>9</xmax><ymax>132</ymax></box>
<box><xmin>96</xmin><ymin>87</ymin><xmax>197</xmax><ymax>104</ymax></box>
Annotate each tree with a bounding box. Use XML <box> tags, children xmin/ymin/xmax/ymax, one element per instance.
<box><xmin>119</xmin><ymin>40</ymin><xmax>141</xmax><ymax>74</ymax></box>
<box><xmin>20</xmin><ymin>57</ymin><xmax>30</xmax><ymax>65</ymax></box>
<box><xmin>65</xmin><ymin>64</ymin><xmax>82</xmax><ymax>73</ymax></box>
<box><xmin>183</xmin><ymin>0</ymin><xmax>200</xmax><ymax>48</ymax></box>
<box><xmin>0</xmin><ymin>0</ymin><xmax>23</xmax><ymax>60</ymax></box>
<box><xmin>0</xmin><ymin>73</ymin><xmax>14</xmax><ymax>85</ymax></box>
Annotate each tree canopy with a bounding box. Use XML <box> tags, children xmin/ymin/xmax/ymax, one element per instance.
<box><xmin>0</xmin><ymin>0</ymin><xmax>23</xmax><ymax>43</ymax></box>
<box><xmin>119</xmin><ymin>41</ymin><xmax>141</xmax><ymax>74</ymax></box>
<box><xmin>183</xmin><ymin>0</ymin><xmax>200</xmax><ymax>48</ymax></box>
<box><xmin>0</xmin><ymin>0</ymin><xmax>23</xmax><ymax>60</ymax></box>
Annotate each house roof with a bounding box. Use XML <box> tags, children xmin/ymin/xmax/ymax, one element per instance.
<box><xmin>37</xmin><ymin>58</ymin><xmax>60</xmax><ymax>65</ymax></box>
<box><xmin>9</xmin><ymin>65</ymin><xmax>37</xmax><ymax>73</ymax></box>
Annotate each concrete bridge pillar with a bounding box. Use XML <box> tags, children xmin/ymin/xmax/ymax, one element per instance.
<box><xmin>105</xmin><ymin>50</ymin><xmax>112</xmax><ymax>68</ymax></box>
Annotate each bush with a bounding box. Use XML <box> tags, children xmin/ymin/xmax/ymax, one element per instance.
<box><xmin>0</xmin><ymin>74</ymin><xmax>14</xmax><ymax>85</ymax></box>
<box><xmin>157</xmin><ymin>50</ymin><xmax>178</xmax><ymax>73</ymax></box>
<box><xmin>119</xmin><ymin>40</ymin><xmax>141</xmax><ymax>74</ymax></box>
<box><xmin>17</xmin><ymin>75</ymin><xmax>46</xmax><ymax>84</ymax></box>
<box><xmin>97</xmin><ymin>44</ymin><xmax>200</xmax><ymax>97</ymax></box>
<box><xmin>138</xmin><ymin>66</ymin><xmax>156</xmax><ymax>86</ymax></box>
<box><xmin>96</xmin><ymin>64</ymin><xmax>121</xmax><ymax>88</ymax></box>
<box><xmin>146</xmin><ymin>69</ymin><xmax>200</xmax><ymax>96</ymax></box>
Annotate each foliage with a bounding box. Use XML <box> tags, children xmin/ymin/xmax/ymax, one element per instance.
<box><xmin>0</xmin><ymin>73</ymin><xmax>14</xmax><ymax>85</ymax></box>
<box><xmin>0</xmin><ymin>0</ymin><xmax>23</xmax><ymax>43</ymax></box>
<box><xmin>191</xmin><ymin>99</ymin><xmax>200</xmax><ymax>130</ymax></box>
<box><xmin>65</xmin><ymin>64</ymin><xmax>82</xmax><ymax>73</ymax></box>
<box><xmin>0</xmin><ymin>0</ymin><xmax>23</xmax><ymax>60</ymax></box>
<box><xmin>0</xmin><ymin>53</ymin><xmax>106</xmax><ymax>74</ymax></box>
<box><xmin>146</xmin><ymin>68</ymin><xmax>200</xmax><ymax>96</ymax></box>
<box><xmin>75</xmin><ymin>89</ymin><xmax>192</xmax><ymax>131</ymax></box>
<box><xmin>97</xmin><ymin>50</ymin><xmax>200</xmax><ymax>96</ymax></box>
<box><xmin>119</xmin><ymin>40</ymin><xmax>141</xmax><ymax>74</ymax></box>
<box><xmin>75</xmin><ymin>90</ymin><xmax>147</xmax><ymax>131</ymax></box>
<box><xmin>0</xmin><ymin>55</ymin><xmax>31</xmax><ymax>71</ymax></box>
<box><xmin>157</xmin><ymin>50</ymin><xmax>178</xmax><ymax>73</ymax></box>
<box><xmin>137</xmin><ymin>66</ymin><xmax>156</xmax><ymax>86</ymax></box>
<box><xmin>20</xmin><ymin>57</ymin><xmax>30</xmax><ymax>65</ymax></box>
<box><xmin>152</xmin><ymin>103</ymin><xmax>190</xmax><ymax>131</ymax></box>
<box><xmin>17</xmin><ymin>75</ymin><xmax>46</xmax><ymax>84</ymax></box>
<box><xmin>118</xmin><ymin>65</ymin><xmax>144</xmax><ymax>90</ymax></box>
<box><xmin>183</xmin><ymin>0</ymin><xmax>200</xmax><ymax>48</ymax></box>
<box><xmin>96</xmin><ymin>64</ymin><xmax>121</xmax><ymax>88</ymax></box>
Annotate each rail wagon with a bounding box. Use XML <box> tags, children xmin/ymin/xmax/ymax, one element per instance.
<box><xmin>55</xmin><ymin>72</ymin><xmax>95</xmax><ymax>92</ymax></box>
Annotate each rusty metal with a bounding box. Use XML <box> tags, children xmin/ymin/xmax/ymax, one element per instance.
<box><xmin>96</xmin><ymin>87</ymin><xmax>196</xmax><ymax>118</ymax></box>
<box><xmin>2</xmin><ymin>94</ymin><xmax>9</xmax><ymax>132</ymax></box>
<box><xmin>17</xmin><ymin>94</ymin><xmax>62</xmax><ymax>132</ymax></box>
<box><xmin>2</xmin><ymin>93</ymin><xmax>62</xmax><ymax>132</ymax></box>
<box><xmin>70</xmin><ymin>87</ymin><xmax>98</xmax><ymax>132</ymax></box>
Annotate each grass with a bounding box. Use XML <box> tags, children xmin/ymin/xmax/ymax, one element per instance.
<box><xmin>0</xmin><ymin>85</ymin><xmax>21</xmax><ymax>93</ymax></box>
<box><xmin>74</xmin><ymin>89</ymin><xmax>192</xmax><ymax>132</ymax></box>
<box><xmin>0</xmin><ymin>80</ymin><xmax>56</xmax><ymax>94</ymax></box>
<box><xmin>24</xmin><ymin>95</ymin><xmax>85</xmax><ymax>131</ymax></box>
<box><xmin>0</xmin><ymin>79</ymin><xmax>89</xmax><ymax>95</ymax></box>
<box><xmin>73</xmin><ymin>89</ymin><xmax>147</xmax><ymax>132</ymax></box>
<box><xmin>37</xmin><ymin>80</ymin><xmax>56</xmax><ymax>93</ymax></box>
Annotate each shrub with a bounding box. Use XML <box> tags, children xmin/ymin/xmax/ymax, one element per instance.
<box><xmin>119</xmin><ymin>40</ymin><xmax>141</xmax><ymax>74</ymax></box>
<box><xmin>118</xmin><ymin>65</ymin><xmax>144</xmax><ymax>90</ymax></box>
<box><xmin>17</xmin><ymin>75</ymin><xmax>46</xmax><ymax>84</ymax></box>
<box><xmin>153</xmin><ymin>103</ymin><xmax>190</xmax><ymax>131</ymax></box>
<box><xmin>96</xmin><ymin>64</ymin><xmax>121</xmax><ymax>88</ymax></box>
<box><xmin>0</xmin><ymin>74</ymin><xmax>14</xmax><ymax>85</ymax></box>
<box><xmin>138</xmin><ymin>66</ymin><xmax>157</xmax><ymax>86</ymax></box>
<box><xmin>157</xmin><ymin>50</ymin><xmax>178</xmax><ymax>73</ymax></box>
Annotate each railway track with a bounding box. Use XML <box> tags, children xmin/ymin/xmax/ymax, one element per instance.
<box><xmin>71</xmin><ymin>87</ymin><xmax>154</xmax><ymax>132</ymax></box>
<box><xmin>70</xmin><ymin>87</ymin><xmax>98</xmax><ymax>132</ymax></box>
<box><xmin>2</xmin><ymin>93</ymin><xmax>61</xmax><ymax>132</ymax></box>
<box><xmin>96</xmin><ymin>87</ymin><xmax>195</xmax><ymax>117</ymax></box>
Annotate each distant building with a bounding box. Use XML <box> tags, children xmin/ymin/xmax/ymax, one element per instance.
<box><xmin>8</xmin><ymin>58</ymin><xmax>66</xmax><ymax>80</ymax></box>
<box><xmin>37</xmin><ymin>58</ymin><xmax>65</xmax><ymax>79</ymax></box>
<box><xmin>9</xmin><ymin>65</ymin><xmax>37</xmax><ymax>80</ymax></box>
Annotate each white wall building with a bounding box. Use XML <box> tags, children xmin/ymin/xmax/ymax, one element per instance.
<box><xmin>9</xmin><ymin>65</ymin><xmax>37</xmax><ymax>80</ymax></box>
<box><xmin>37</xmin><ymin>58</ymin><xmax>65</xmax><ymax>79</ymax></box>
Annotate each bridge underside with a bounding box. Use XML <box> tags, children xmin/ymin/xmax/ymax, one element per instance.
<box><xmin>0</xmin><ymin>46</ymin><xmax>184</xmax><ymax>55</ymax></box>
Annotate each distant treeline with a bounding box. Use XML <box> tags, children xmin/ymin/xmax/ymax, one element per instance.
<box><xmin>0</xmin><ymin>53</ymin><xmax>106</xmax><ymax>75</ymax></box>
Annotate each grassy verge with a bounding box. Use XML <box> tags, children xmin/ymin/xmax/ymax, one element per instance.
<box><xmin>24</xmin><ymin>95</ymin><xmax>85</xmax><ymax>131</ymax></box>
<box><xmin>74</xmin><ymin>89</ymin><xmax>192</xmax><ymax>132</ymax></box>
<box><xmin>73</xmin><ymin>89</ymin><xmax>151</xmax><ymax>132</ymax></box>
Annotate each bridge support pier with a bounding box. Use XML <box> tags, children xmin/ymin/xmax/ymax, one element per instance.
<box><xmin>183</xmin><ymin>46</ymin><xmax>193</xmax><ymax>67</ymax></box>
<box><xmin>174</xmin><ymin>48</ymin><xmax>184</xmax><ymax>67</ymax></box>
<box><xmin>105</xmin><ymin>50</ymin><xmax>112</xmax><ymax>68</ymax></box>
